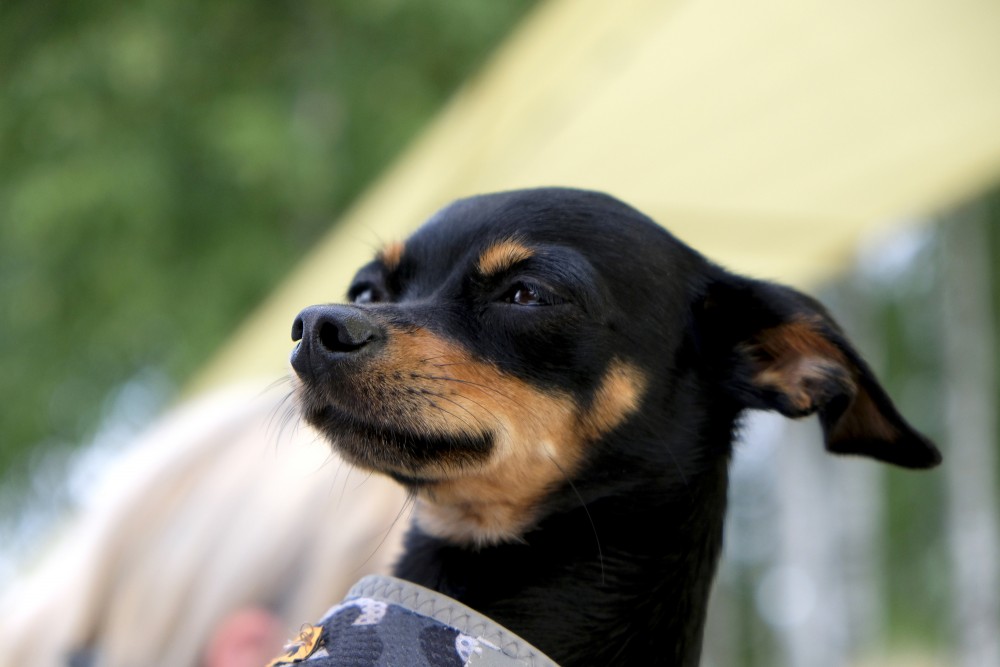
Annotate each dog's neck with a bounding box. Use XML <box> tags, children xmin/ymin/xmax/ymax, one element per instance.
<box><xmin>394</xmin><ymin>436</ymin><xmax>732</xmax><ymax>667</ymax></box>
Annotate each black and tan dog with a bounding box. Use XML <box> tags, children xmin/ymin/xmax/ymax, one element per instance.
<box><xmin>290</xmin><ymin>188</ymin><xmax>940</xmax><ymax>666</ymax></box>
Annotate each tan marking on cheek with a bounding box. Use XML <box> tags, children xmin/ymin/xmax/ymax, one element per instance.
<box><xmin>377</xmin><ymin>241</ymin><xmax>405</xmax><ymax>271</ymax></box>
<box><xmin>358</xmin><ymin>327</ymin><xmax>577</xmax><ymax>542</ymax></box>
<box><xmin>401</xmin><ymin>353</ymin><xmax>647</xmax><ymax>545</ymax></box>
<box><xmin>476</xmin><ymin>238</ymin><xmax>534</xmax><ymax>277</ymax></box>
<box><xmin>352</xmin><ymin>325</ymin><xmax>647</xmax><ymax>544</ymax></box>
<box><xmin>415</xmin><ymin>384</ymin><xmax>578</xmax><ymax>545</ymax></box>
<box><xmin>376</xmin><ymin>327</ymin><xmax>511</xmax><ymax>439</ymax></box>
<box><xmin>580</xmin><ymin>360</ymin><xmax>648</xmax><ymax>439</ymax></box>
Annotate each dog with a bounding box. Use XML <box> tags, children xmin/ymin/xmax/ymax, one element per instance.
<box><xmin>289</xmin><ymin>187</ymin><xmax>940</xmax><ymax>666</ymax></box>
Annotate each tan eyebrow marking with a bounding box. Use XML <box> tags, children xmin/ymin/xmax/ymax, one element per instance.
<box><xmin>476</xmin><ymin>238</ymin><xmax>534</xmax><ymax>277</ymax></box>
<box><xmin>377</xmin><ymin>241</ymin><xmax>405</xmax><ymax>271</ymax></box>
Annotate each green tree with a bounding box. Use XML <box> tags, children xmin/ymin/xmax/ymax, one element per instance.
<box><xmin>0</xmin><ymin>0</ymin><xmax>537</xmax><ymax>493</ymax></box>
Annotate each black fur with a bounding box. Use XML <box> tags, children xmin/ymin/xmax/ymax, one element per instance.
<box><xmin>291</xmin><ymin>187</ymin><xmax>940</xmax><ymax>666</ymax></box>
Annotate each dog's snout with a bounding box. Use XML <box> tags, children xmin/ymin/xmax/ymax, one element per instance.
<box><xmin>293</xmin><ymin>305</ymin><xmax>377</xmax><ymax>351</ymax></box>
<box><xmin>291</xmin><ymin>305</ymin><xmax>382</xmax><ymax>378</ymax></box>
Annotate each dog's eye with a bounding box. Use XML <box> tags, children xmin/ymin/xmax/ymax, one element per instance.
<box><xmin>351</xmin><ymin>287</ymin><xmax>379</xmax><ymax>304</ymax></box>
<box><xmin>506</xmin><ymin>283</ymin><xmax>542</xmax><ymax>306</ymax></box>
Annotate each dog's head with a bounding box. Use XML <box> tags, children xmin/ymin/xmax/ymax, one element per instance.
<box><xmin>291</xmin><ymin>188</ymin><xmax>939</xmax><ymax>544</ymax></box>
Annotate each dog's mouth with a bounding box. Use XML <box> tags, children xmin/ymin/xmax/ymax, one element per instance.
<box><xmin>289</xmin><ymin>310</ymin><xmax>502</xmax><ymax>481</ymax></box>
<box><xmin>302</xmin><ymin>400</ymin><xmax>495</xmax><ymax>482</ymax></box>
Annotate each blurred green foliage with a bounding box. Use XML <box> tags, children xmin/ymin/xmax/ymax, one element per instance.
<box><xmin>0</xmin><ymin>0</ymin><xmax>536</xmax><ymax>486</ymax></box>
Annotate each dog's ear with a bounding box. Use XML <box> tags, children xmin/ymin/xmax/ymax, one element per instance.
<box><xmin>698</xmin><ymin>275</ymin><xmax>941</xmax><ymax>469</ymax></box>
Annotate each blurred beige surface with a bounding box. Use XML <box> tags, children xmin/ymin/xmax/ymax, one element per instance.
<box><xmin>193</xmin><ymin>0</ymin><xmax>1000</xmax><ymax>392</ymax></box>
<box><xmin>0</xmin><ymin>387</ymin><xmax>408</xmax><ymax>667</ymax></box>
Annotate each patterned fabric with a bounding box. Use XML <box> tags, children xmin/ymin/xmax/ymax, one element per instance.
<box><xmin>266</xmin><ymin>575</ymin><xmax>559</xmax><ymax>667</ymax></box>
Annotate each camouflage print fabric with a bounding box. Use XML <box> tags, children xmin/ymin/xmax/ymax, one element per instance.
<box><xmin>266</xmin><ymin>575</ymin><xmax>559</xmax><ymax>667</ymax></box>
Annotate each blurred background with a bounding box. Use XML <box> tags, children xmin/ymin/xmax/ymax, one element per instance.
<box><xmin>2</xmin><ymin>0</ymin><xmax>999</xmax><ymax>665</ymax></box>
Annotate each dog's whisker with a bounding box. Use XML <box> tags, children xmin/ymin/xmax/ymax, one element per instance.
<box><xmin>258</xmin><ymin>375</ymin><xmax>294</xmax><ymax>398</ymax></box>
<box><xmin>328</xmin><ymin>457</ymin><xmax>353</xmax><ymax>516</ymax></box>
<box><xmin>419</xmin><ymin>395</ymin><xmax>484</xmax><ymax>436</ymax></box>
<box><xmin>330</xmin><ymin>456</ymin><xmax>347</xmax><ymax>491</ymax></box>
<box><xmin>415</xmin><ymin>388</ymin><xmax>513</xmax><ymax>445</ymax></box>
<box><xmin>279</xmin><ymin>404</ymin><xmax>304</xmax><ymax>446</ymax></box>
<box><xmin>662</xmin><ymin>441</ymin><xmax>690</xmax><ymax>490</ymax></box>
<box><xmin>351</xmin><ymin>467</ymin><xmax>378</xmax><ymax>492</ymax></box>
<box><xmin>417</xmin><ymin>354</ymin><xmax>455</xmax><ymax>364</ymax></box>
<box><xmin>547</xmin><ymin>454</ymin><xmax>605</xmax><ymax>586</ymax></box>
<box><xmin>267</xmin><ymin>392</ymin><xmax>303</xmax><ymax>448</ymax></box>
<box><xmin>414</xmin><ymin>374</ymin><xmax>529</xmax><ymax>411</ymax></box>
<box><xmin>418</xmin><ymin>389</ymin><xmax>500</xmax><ymax>437</ymax></box>
<box><xmin>354</xmin><ymin>492</ymin><xmax>415</xmax><ymax>574</ymax></box>
<box><xmin>435</xmin><ymin>391</ymin><xmax>512</xmax><ymax>441</ymax></box>
<box><xmin>264</xmin><ymin>390</ymin><xmax>294</xmax><ymax>437</ymax></box>
<box><xmin>321</xmin><ymin>443</ymin><xmax>344</xmax><ymax>469</ymax></box>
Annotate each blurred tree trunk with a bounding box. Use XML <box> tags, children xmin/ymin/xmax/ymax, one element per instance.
<box><xmin>773</xmin><ymin>416</ymin><xmax>849</xmax><ymax>667</ymax></box>
<box><xmin>829</xmin><ymin>282</ymin><xmax>886</xmax><ymax>658</ymax></box>
<box><xmin>940</xmin><ymin>208</ymin><xmax>1000</xmax><ymax>667</ymax></box>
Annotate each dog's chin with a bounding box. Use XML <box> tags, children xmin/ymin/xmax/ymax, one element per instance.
<box><xmin>302</xmin><ymin>403</ymin><xmax>494</xmax><ymax>483</ymax></box>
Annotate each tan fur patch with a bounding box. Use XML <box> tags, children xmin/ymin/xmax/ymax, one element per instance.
<box><xmin>583</xmin><ymin>361</ymin><xmax>647</xmax><ymax>439</ymax></box>
<box><xmin>476</xmin><ymin>238</ymin><xmax>534</xmax><ymax>277</ymax></box>
<box><xmin>750</xmin><ymin>317</ymin><xmax>855</xmax><ymax>412</ymax></box>
<box><xmin>351</xmin><ymin>327</ymin><xmax>646</xmax><ymax>545</ymax></box>
<box><xmin>377</xmin><ymin>241</ymin><xmax>405</xmax><ymax>271</ymax></box>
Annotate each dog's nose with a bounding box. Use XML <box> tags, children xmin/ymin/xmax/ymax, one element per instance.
<box><xmin>290</xmin><ymin>305</ymin><xmax>382</xmax><ymax>378</ymax></box>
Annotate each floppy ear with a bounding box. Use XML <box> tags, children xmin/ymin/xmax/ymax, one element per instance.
<box><xmin>700</xmin><ymin>275</ymin><xmax>941</xmax><ymax>469</ymax></box>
